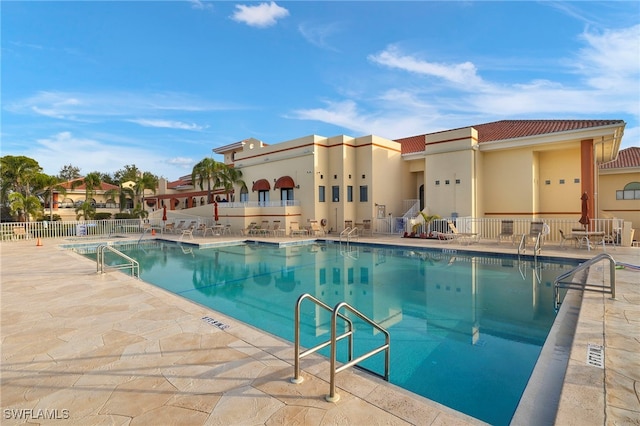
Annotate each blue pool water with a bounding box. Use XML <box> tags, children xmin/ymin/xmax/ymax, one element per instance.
<box><xmin>76</xmin><ymin>240</ymin><xmax>576</xmax><ymax>425</ymax></box>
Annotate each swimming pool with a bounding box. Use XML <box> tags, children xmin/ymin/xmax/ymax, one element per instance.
<box><xmin>75</xmin><ymin>240</ymin><xmax>577</xmax><ymax>425</ymax></box>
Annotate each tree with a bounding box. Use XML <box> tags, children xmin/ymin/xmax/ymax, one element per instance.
<box><xmin>113</xmin><ymin>164</ymin><xmax>142</xmax><ymax>185</ymax></box>
<box><xmin>34</xmin><ymin>173</ymin><xmax>67</xmax><ymax>221</ymax></box>
<box><xmin>8</xmin><ymin>192</ymin><xmax>43</xmax><ymax>222</ymax></box>
<box><xmin>219</xmin><ymin>164</ymin><xmax>244</xmax><ymax>202</ymax></box>
<box><xmin>58</xmin><ymin>164</ymin><xmax>81</xmax><ymax>181</ymax></box>
<box><xmin>80</xmin><ymin>172</ymin><xmax>103</xmax><ymax>203</ymax></box>
<box><xmin>192</xmin><ymin>157</ymin><xmax>222</xmax><ymax>203</ymax></box>
<box><xmin>1</xmin><ymin>155</ymin><xmax>42</xmax><ymax>204</ymax></box>
<box><xmin>75</xmin><ymin>201</ymin><xmax>96</xmax><ymax>220</ymax></box>
<box><xmin>104</xmin><ymin>185</ymin><xmax>134</xmax><ymax>212</ymax></box>
<box><xmin>132</xmin><ymin>171</ymin><xmax>157</xmax><ymax>209</ymax></box>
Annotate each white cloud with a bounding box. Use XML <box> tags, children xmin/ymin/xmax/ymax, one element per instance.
<box><xmin>298</xmin><ymin>22</ymin><xmax>341</xmax><ymax>51</ymax></box>
<box><xmin>21</xmin><ymin>131</ymin><xmax>194</xmax><ymax>179</ymax></box>
<box><xmin>128</xmin><ymin>119</ymin><xmax>207</xmax><ymax>131</ymax></box>
<box><xmin>189</xmin><ymin>0</ymin><xmax>213</xmax><ymax>11</ymax></box>
<box><xmin>294</xmin><ymin>25</ymin><xmax>639</xmax><ymax>139</ymax></box>
<box><xmin>368</xmin><ymin>45</ymin><xmax>487</xmax><ymax>89</ymax></box>
<box><xmin>231</xmin><ymin>2</ymin><xmax>289</xmax><ymax>28</ymax></box>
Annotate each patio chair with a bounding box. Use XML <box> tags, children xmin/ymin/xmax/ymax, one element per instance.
<box><xmin>527</xmin><ymin>221</ymin><xmax>546</xmax><ymax>247</ymax></box>
<box><xmin>240</xmin><ymin>222</ymin><xmax>257</xmax><ymax>236</ymax></box>
<box><xmin>179</xmin><ymin>221</ymin><xmax>197</xmax><ymax>240</ymax></box>
<box><xmin>361</xmin><ymin>219</ymin><xmax>373</xmax><ymax>237</ymax></box>
<box><xmin>290</xmin><ymin>221</ymin><xmax>308</xmax><ymax>237</ymax></box>
<box><xmin>559</xmin><ymin>229</ymin><xmax>579</xmax><ymax>248</ymax></box>
<box><xmin>195</xmin><ymin>222</ymin><xmax>214</xmax><ymax>237</ymax></box>
<box><xmin>166</xmin><ymin>220</ymin><xmax>186</xmax><ymax>234</ymax></box>
<box><xmin>446</xmin><ymin>220</ymin><xmax>479</xmax><ymax>244</ymax></box>
<box><xmin>497</xmin><ymin>220</ymin><xmax>515</xmax><ymax>244</ymax></box>
<box><xmin>309</xmin><ymin>220</ymin><xmax>325</xmax><ymax>237</ymax></box>
<box><xmin>270</xmin><ymin>220</ymin><xmax>286</xmax><ymax>237</ymax></box>
<box><xmin>256</xmin><ymin>220</ymin><xmax>270</xmax><ymax>237</ymax></box>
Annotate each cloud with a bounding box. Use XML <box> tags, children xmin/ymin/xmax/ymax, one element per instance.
<box><xmin>189</xmin><ymin>0</ymin><xmax>213</xmax><ymax>11</ymax></box>
<box><xmin>293</xmin><ymin>25</ymin><xmax>639</xmax><ymax>139</ymax></box>
<box><xmin>128</xmin><ymin>119</ymin><xmax>208</xmax><ymax>131</ymax></box>
<box><xmin>298</xmin><ymin>22</ymin><xmax>341</xmax><ymax>51</ymax></box>
<box><xmin>12</xmin><ymin>131</ymin><xmax>195</xmax><ymax>178</ymax></box>
<box><xmin>231</xmin><ymin>2</ymin><xmax>289</xmax><ymax>28</ymax></box>
<box><xmin>368</xmin><ymin>45</ymin><xmax>487</xmax><ymax>89</ymax></box>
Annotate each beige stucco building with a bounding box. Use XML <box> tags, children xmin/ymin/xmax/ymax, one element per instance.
<box><xmin>145</xmin><ymin>119</ymin><xmax>638</xmax><ymax>242</ymax></box>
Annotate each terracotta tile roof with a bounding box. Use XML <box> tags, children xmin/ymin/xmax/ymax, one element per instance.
<box><xmin>600</xmin><ymin>147</ymin><xmax>640</xmax><ymax>170</ymax></box>
<box><xmin>472</xmin><ymin>119</ymin><xmax>625</xmax><ymax>143</ymax></box>
<box><xmin>397</xmin><ymin>119</ymin><xmax>626</xmax><ymax>154</ymax></box>
<box><xmin>395</xmin><ymin>135</ymin><xmax>426</xmax><ymax>155</ymax></box>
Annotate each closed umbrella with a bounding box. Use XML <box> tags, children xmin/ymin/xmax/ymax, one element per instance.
<box><xmin>579</xmin><ymin>192</ymin><xmax>590</xmax><ymax>229</ymax></box>
<box><xmin>214</xmin><ymin>201</ymin><xmax>219</xmax><ymax>223</ymax></box>
<box><xmin>162</xmin><ymin>205</ymin><xmax>167</xmax><ymax>222</ymax></box>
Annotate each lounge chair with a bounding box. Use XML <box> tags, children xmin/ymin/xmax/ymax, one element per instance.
<box><xmin>240</xmin><ymin>222</ymin><xmax>257</xmax><ymax>236</ymax></box>
<box><xmin>166</xmin><ymin>220</ymin><xmax>186</xmax><ymax>234</ymax></box>
<box><xmin>179</xmin><ymin>221</ymin><xmax>197</xmax><ymax>240</ymax></box>
<box><xmin>497</xmin><ymin>220</ymin><xmax>514</xmax><ymax>244</ymax></box>
<box><xmin>309</xmin><ymin>220</ymin><xmax>325</xmax><ymax>236</ymax></box>
<box><xmin>559</xmin><ymin>229</ymin><xmax>579</xmax><ymax>248</ymax></box>
<box><xmin>256</xmin><ymin>220</ymin><xmax>270</xmax><ymax>237</ymax></box>
<box><xmin>195</xmin><ymin>222</ymin><xmax>214</xmax><ymax>237</ymax></box>
<box><xmin>527</xmin><ymin>221</ymin><xmax>546</xmax><ymax>247</ymax></box>
<box><xmin>361</xmin><ymin>219</ymin><xmax>373</xmax><ymax>237</ymax></box>
<box><xmin>446</xmin><ymin>220</ymin><xmax>479</xmax><ymax>244</ymax></box>
<box><xmin>290</xmin><ymin>221</ymin><xmax>308</xmax><ymax>237</ymax></box>
<box><xmin>270</xmin><ymin>220</ymin><xmax>286</xmax><ymax>237</ymax></box>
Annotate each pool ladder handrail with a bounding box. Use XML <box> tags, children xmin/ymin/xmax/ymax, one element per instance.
<box><xmin>291</xmin><ymin>293</ymin><xmax>390</xmax><ymax>403</ymax></box>
<box><xmin>339</xmin><ymin>226</ymin><xmax>359</xmax><ymax>243</ymax></box>
<box><xmin>553</xmin><ymin>252</ymin><xmax>616</xmax><ymax>310</ymax></box>
<box><xmin>517</xmin><ymin>232</ymin><xmax>542</xmax><ymax>257</ymax></box>
<box><xmin>96</xmin><ymin>244</ymin><xmax>140</xmax><ymax>278</ymax></box>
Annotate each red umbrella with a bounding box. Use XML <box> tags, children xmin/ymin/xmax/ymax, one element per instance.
<box><xmin>579</xmin><ymin>192</ymin><xmax>590</xmax><ymax>229</ymax></box>
<box><xmin>214</xmin><ymin>201</ymin><xmax>219</xmax><ymax>223</ymax></box>
<box><xmin>162</xmin><ymin>205</ymin><xmax>167</xmax><ymax>222</ymax></box>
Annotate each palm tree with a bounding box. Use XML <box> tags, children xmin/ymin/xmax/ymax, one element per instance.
<box><xmin>191</xmin><ymin>158</ymin><xmax>221</xmax><ymax>203</ymax></box>
<box><xmin>34</xmin><ymin>173</ymin><xmax>67</xmax><ymax>221</ymax></box>
<box><xmin>75</xmin><ymin>201</ymin><xmax>96</xmax><ymax>220</ymax></box>
<box><xmin>80</xmin><ymin>172</ymin><xmax>102</xmax><ymax>204</ymax></box>
<box><xmin>219</xmin><ymin>164</ymin><xmax>245</xmax><ymax>202</ymax></box>
<box><xmin>132</xmin><ymin>172</ymin><xmax>157</xmax><ymax>211</ymax></box>
<box><xmin>8</xmin><ymin>192</ymin><xmax>43</xmax><ymax>222</ymax></box>
<box><xmin>104</xmin><ymin>185</ymin><xmax>134</xmax><ymax>212</ymax></box>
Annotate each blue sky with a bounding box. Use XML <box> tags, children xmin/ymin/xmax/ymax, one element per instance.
<box><xmin>2</xmin><ymin>1</ymin><xmax>639</xmax><ymax>180</ymax></box>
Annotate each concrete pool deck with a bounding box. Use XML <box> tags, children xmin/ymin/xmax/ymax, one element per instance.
<box><xmin>1</xmin><ymin>234</ymin><xmax>638</xmax><ymax>425</ymax></box>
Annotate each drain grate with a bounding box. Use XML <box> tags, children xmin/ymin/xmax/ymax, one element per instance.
<box><xmin>587</xmin><ymin>343</ymin><xmax>604</xmax><ymax>368</ymax></box>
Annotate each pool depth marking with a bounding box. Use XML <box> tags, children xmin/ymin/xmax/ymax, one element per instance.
<box><xmin>202</xmin><ymin>316</ymin><xmax>229</xmax><ymax>330</ymax></box>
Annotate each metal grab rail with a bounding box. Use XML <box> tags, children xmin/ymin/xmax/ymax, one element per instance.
<box><xmin>291</xmin><ymin>294</ymin><xmax>390</xmax><ymax>403</ymax></box>
<box><xmin>291</xmin><ymin>294</ymin><xmax>354</xmax><ymax>385</ymax></box>
<box><xmin>327</xmin><ymin>302</ymin><xmax>390</xmax><ymax>402</ymax></box>
<box><xmin>518</xmin><ymin>232</ymin><xmax>542</xmax><ymax>258</ymax></box>
<box><xmin>339</xmin><ymin>227</ymin><xmax>359</xmax><ymax>243</ymax></box>
<box><xmin>554</xmin><ymin>253</ymin><xmax>616</xmax><ymax>310</ymax></box>
<box><xmin>96</xmin><ymin>244</ymin><xmax>140</xmax><ymax>278</ymax></box>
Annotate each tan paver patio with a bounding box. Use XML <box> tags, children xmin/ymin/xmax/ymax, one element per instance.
<box><xmin>1</xmin><ymin>234</ymin><xmax>638</xmax><ymax>425</ymax></box>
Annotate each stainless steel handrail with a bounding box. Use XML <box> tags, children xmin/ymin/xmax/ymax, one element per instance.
<box><xmin>291</xmin><ymin>294</ymin><xmax>390</xmax><ymax>403</ymax></box>
<box><xmin>96</xmin><ymin>244</ymin><xmax>140</xmax><ymax>278</ymax></box>
<box><xmin>339</xmin><ymin>227</ymin><xmax>352</xmax><ymax>242</ymax></box>
<box><xmin>554</xmin><ymin>253</ymin><xmax>616</xmax><ymax>310</ymax></box>
<box><xmin>327</xmin><ymin>302</ymin><xmax>390</xmax><ymax>402</ymax></box>
<box><xmin>291</xmin><ymin>294</ymin><xmax>353</xmax><ymax>385</ymax></box>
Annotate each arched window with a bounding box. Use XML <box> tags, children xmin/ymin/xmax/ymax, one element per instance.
<box><xmin>240</xmin><ymin>185</ymin><xmax>249</xmax><ymax>202</ymax></box>
<box><xmin>616</xmin><ymin>182</ymin><xmax>640</xmax><ymax>200</ymax></box>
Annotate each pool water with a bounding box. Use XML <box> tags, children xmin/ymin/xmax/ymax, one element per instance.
<box><xmin>78</xmin><ymin>240</ymin><xmax>576</xmax><ymax>425</ymax></box>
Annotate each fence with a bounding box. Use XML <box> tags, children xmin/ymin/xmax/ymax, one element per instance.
<box><xmin>375</xmin><ymin>216</ymin><xmax>625</xmax><ymax>245</ymax></box>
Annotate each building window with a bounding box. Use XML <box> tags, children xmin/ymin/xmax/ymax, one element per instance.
<box><xmin>545</xmin><ymin>180</ymin><xmax>551</xmax><ymax>185</ymax></box>
<box><xmin>332</xmin><ymin>185</ymin><xmax>340</xmax><ymax>202</ymax></box>
<box><xmin>435</xmin><ymin>180</ymin><xmax>440</xmax><ymax>186</ymax></box>
<box><xmin>258</xmin><ymin>190</ymin><xmax>269</xmax><ymax>205</ymax></box>
<box><xmin>455</xmin><ymin>179</ymin><xmax>461</xmax><ymax>184</ymax></box>
<box><xmin>574</xmin><ymin>178</ymin><xmax>580</xmax><ymax>183</ymax></box>
<box><xmin>281</xmin><ymin>188</ymin><xmax>294</xmax><ymax>202</ymax></box>
<box><xmin>559</xmin><ymin>179</ymin><xmax>565</xmax><ymax>184</ymax></box>
<box><xmin>359</xmin><ymin>185</ymin><xmax>368</xmax><ymax>202</ymax></box>
<box><xmin>616</xmin><ymin>182</ymin><xmax>640</xmax><ymax>200</ymax></box>
<box><xmin>319</xmin><ymin>186</ymin><xmax>325</xmax><ymax>202</ymax></box>
<box><xmin>347</xmin><ymin>185</ymin><xmax>353</xmax><ymax>202</ymax></box>
<box><xmin>240</xmin><ymin>187</ymin><xmax>249</xmax><ymax>202</ymax></box>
